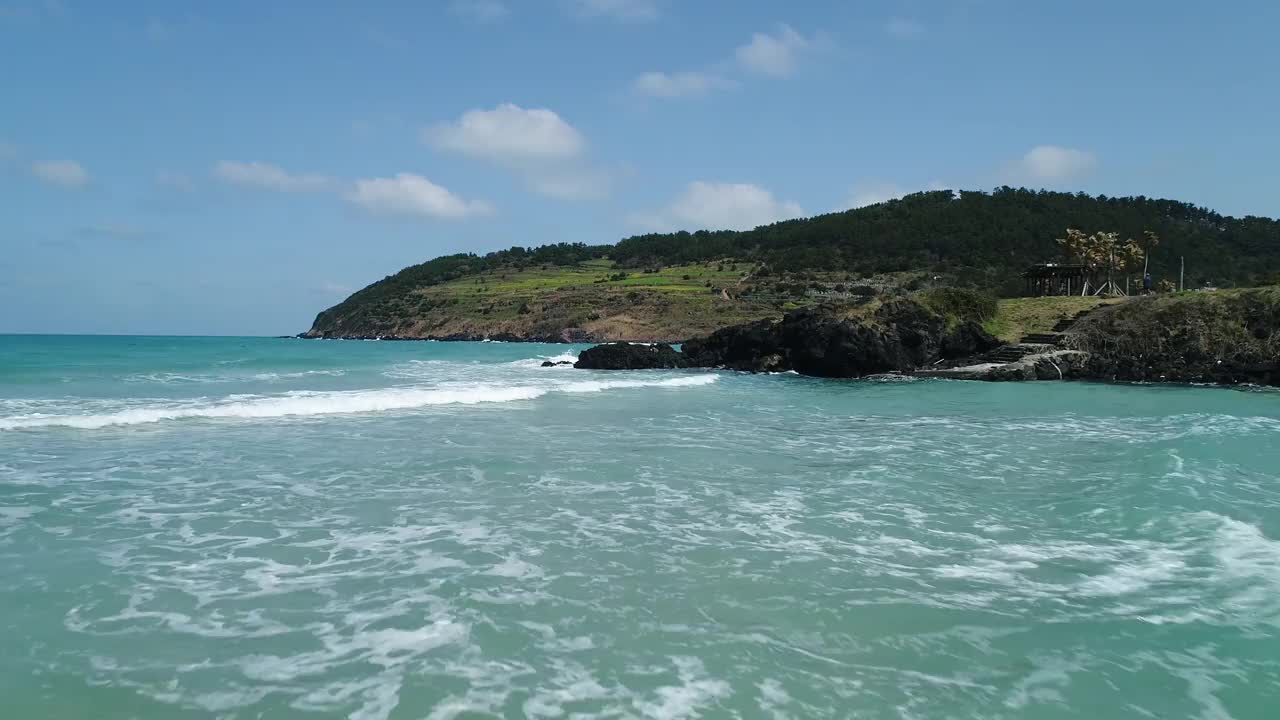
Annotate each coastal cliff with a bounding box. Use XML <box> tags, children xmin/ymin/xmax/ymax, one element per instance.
<box><xmin>1065</xmin><ymin>287</ymin><xmax>1280</xmax><ymax>385</ymax></box>
<box><xmin>576</xmin><ymin>288</ymin><xmax>1280</xmax><ymax>387</ymax></box>
<box><xmin>576</xmin><ymin>289</ymin><xmax>1004</xmax><ymax>377</ymax></box>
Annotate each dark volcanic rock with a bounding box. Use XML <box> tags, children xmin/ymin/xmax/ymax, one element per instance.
<box><xmin>778</xmin><ymin>308</ymin><xmax>914</xmax><ymax>377</ymax></box>
<box><xmin>574</xmin><ymin>343</ymin><xmax>689</xmax><ymax>370</ymax></box>
<box><xmin>540</xmin><ymin>360</ymin><xmax>574</xmax><ymax>367</ymax></box>
<box><xmin>940</xmin><ymin>320</ymin><xmax>1003</xmax><ymax>360</ymax></box>
<box><xmin>681</xmin><ymin>319</ymin><xmax>787</xmax><ymax>372</ymax></box>
<box><xmin>683</xmin><ymin>301</ymin><xmax>958</xmax><ymax>378</ymax></box>
<box><xmin>873</xmin><ymin>300</ymin><xmax>947</xmax><ymax>367</ymax></box>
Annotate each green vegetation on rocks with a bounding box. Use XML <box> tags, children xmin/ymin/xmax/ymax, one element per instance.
<box><xmin>1065</xmin><ymin>288</ymin><xmax>1280</xmax><ymax>384</ymax></box>
<box><xmin>305</xmin><ymin>189</ymin><xmax>1280</xmax><ymax>341</ymax></box>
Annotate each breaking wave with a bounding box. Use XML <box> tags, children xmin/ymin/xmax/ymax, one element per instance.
<box><xmin>124</xmin><ymin>369</ymin><xmax>347</xmax><ymax>384</ymax></box>
<box><xmin>0</xmin><ymin>375</ymin><xmax>718</xmax><ymax>430</ymax></box>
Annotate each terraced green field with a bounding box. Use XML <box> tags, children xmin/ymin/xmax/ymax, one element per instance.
<box><xmin>424</xmin><ymin>259</ymin><xmax>753</xmax><ymax>297</ymax></box>
<box><xmin>310</xmin><ymin>256</ymin><xmax>1071</xmax><ymax>343</ymax></box>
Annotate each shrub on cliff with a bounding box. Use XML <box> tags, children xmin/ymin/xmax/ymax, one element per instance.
<box><xmin>917</xmin><ymin>288</ymin><xmax>999</xmax><ymax>326</ymax></box>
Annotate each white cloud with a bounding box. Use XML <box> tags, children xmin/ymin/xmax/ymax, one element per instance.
<box><xmin>735</xmin><ymin>24</ymin><xmax>809</xmax><ymax>77</ymax></box>
<box><xmin>214</xmin><ymin>161</ymin><xmax>335</xmax><ymax>192</ymax></box>
<box><xmin>569</xmin><ymin>0</ymin><xmax>657</xmax><ymax>21</ymax></box>
<box><xmin>427</xmin><ymin>103</ymin><xmax>605</xmax><ymax>200</ymax></box>
<box><xmin>31</xmin><ymin>160</ymin><xmax>88</xmax><ymax>188</ymax></box>
<box><xmin>633</xmin><ymin>70</ymin><xmax>727</xmax><ymax>99</ymax></box>
<box><xmin>347</xmin><ymin>173</ymin><xmax>492</xmax><ymax>219</ymax></box>
<box><xmin>631</xmin><ymin>24</ymin><xmax>814</xmax><ymax>100</ymax></box>
<box><xmin>886</xmin><ymin>18</ymin><xmax>925</xmax><ymax>38</ymax></box>
<box><xmin>156</xmin><ymin>171</ymin><xmax>195</xmax><ymax>192</ymax></box>
<box><xmin>426</xmin><ymin>103</ymin><xmax>585</xmax><ymax>163</ymax></box>
<box><xmin>450</xmin><ymin>0</ymin><xmax>508</xmax><ymax>22</ymax></box>
<box><xmin>1018</xmin><ymin>145</ymin><xmax>1097</xmax><ymax>182</ymax></box>
<box><xmin>636</xmin><ymin>181</ymin><xmax>804</xmax><ymax>232</ymax></box>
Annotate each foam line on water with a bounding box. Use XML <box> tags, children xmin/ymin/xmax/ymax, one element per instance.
<box><xmin>0</xmin><ymin>386</ymin><xmax>547</xmax><ymax>430</ymax></box>
<box><xmin>560</xmin><ymin>375</ymin><xmax>718</xmax><ymax>393</ymax></box>
<box><xmin>0</xmin><ymin>375</ymin><xmax>718</xmax><ymax>430</ymax></box>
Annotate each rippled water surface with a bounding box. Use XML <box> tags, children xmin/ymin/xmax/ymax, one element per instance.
<box><xmin>3</xmin><ymin>335</ymin><xmax>1280</xmax><ymax>719</ymax></box>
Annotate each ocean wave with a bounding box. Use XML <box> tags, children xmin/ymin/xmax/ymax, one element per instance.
<box><xmin>123</xmin><ymin>369</ymin><xmax>346</xmax><ymax>384</ymax></box>
<box><xmin>123</xmin><ymin>372</ymin><xmax>232</xmax><ymax>384</ymax></box>
<box><xmin>508</xmin><ymin>351</ymin><xmax>580</xmax><ymax>369</ymax></box>
<box><xmin>0</xmin><ymin>375</ymin><xmax>719</xmax><ymax>430</ymax></box>
<box><xmin>0</xmin><ymin>386</ymin><xmax>547</xmax><ymax>430</ymax></box>
<box><xmin>560</xmin><ymin>375</ymin><xmax>718</xmax><ymax>393</ymax></box>
<box><xmin>250</xmin><ymin>370</ymin><xmax>347</xmax><ymax>381</ymax></box>
<box><xmin>381</xmin><ymin>359</ymin><xmax>467</xmax><ymax>380</ymax></box>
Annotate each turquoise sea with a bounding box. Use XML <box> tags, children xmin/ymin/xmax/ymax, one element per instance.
<box><xmin>2</xmin><ymin>335</ymin><xmax>1280</xmax><ymax>719</ymax></box>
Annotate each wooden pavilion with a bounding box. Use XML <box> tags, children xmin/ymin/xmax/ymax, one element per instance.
<box><xmin>1022</xmin><ymin>263</ymin><xmax>1089</xmax><ymax>296</ymax></box>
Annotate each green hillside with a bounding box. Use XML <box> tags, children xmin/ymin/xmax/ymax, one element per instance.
<box><xmin>305</xmin><ymin>188</ymin><xmax>1280</xmax><ymax>341</ymax></box>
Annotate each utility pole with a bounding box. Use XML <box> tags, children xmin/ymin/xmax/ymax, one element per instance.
<box><xmin>1180</xmin><ymin>256</ymin><xmax>1185</xmax><ymax>292</ymax></box>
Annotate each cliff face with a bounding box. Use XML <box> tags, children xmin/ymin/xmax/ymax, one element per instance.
<box><xmin>573</xmin><ymin>288</ymin><xmax>1280</xmax><ymax>387</ymax></box>
<box><xmin>1065</xmin><ymin>288</ymin><xmax>1280</xmax><ymax>385</ymax></box>
<box><xmin>675</xmin><ymin>297</ymin><xmax>1001</xmax><ymax>376</ymax></box>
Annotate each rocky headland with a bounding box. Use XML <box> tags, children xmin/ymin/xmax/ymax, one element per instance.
<box><xmin>574</xmin><ymin>288</ymin><xmax>1280</xmax><ymax>387</ymax></box>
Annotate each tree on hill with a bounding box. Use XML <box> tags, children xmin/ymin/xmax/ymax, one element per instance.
<box><xmin>608</xmin><ymin>188</ymin><xmax>1280</xmax><ymax>293</ymax></box>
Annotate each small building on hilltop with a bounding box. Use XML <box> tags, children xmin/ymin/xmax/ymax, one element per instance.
<box><xmin>1022</xmin><ymin>263</ymin><xmax>1088</xmax><ymax>296</ymax></box>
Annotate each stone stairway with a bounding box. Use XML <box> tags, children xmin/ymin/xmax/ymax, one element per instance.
<box><xmin>1016</xmin><ymin>307</ymin><xmax>1102</xmax><ymax>347</ymax></box>
<box><xmin>1019</xmin><ymin>332</ymin><xmax>1063</xmax><ymax>345</ymax></box>
<box><xmin>1052</xmin><ymin>308</ymin><xmax>1096</xmax><ymax>332</ymax></box>
<box><xmin>985</xmin><ymin>343</ymin><xmax>1056</xmax><ymax>363</ymax></box>
<box><xmin>921</xmin><ymin>305</ymin><xmax>1109</xmax><ymax>381</ymax></box>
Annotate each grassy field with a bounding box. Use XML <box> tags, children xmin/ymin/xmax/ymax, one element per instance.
<box><xmin>378</xmin><ymin>260</ymin><xmax>788</xmax><ymax>341</ymax></box>
<box><xmin>423</xmin><ymin>259</ymin><xmax>753</xmax><ymax>297</ymax></box>
<box><xmin>985</xmin><ymin>296</ymin><xmax>1126</xmax><ymax>342</ymax></box>
<box><xmin>320</xmin><ymin>254</ymin><xmax>1179</xmax><ymax>343</ymax></box>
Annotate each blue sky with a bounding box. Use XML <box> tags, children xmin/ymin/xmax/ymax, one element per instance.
<box><xmin>3</xmin><ymin>0</ymin><xmax>1277</xmax><ymax>335</ymax></box>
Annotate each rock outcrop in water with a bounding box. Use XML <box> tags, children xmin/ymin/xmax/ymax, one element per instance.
<box><xmin>681</xmin><ymin>319</ymin><xmax>786</xmax><ymax>372</ymax></box>
<box><xmin>680</xmin><ymin>298</ymin><xmax>1002</xmax><ymax>378</ymax></box>
<box><xmin>573</xmin><ymin>343</ymin><xmax>689</xmax><ymax>370</ymax></box>
<box><xmin>676</xmin><ymin>288</ymin><xmax>1280</xmax><ymax>386</ymax></box>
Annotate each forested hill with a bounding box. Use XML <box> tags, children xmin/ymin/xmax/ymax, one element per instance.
<box><xmin>307</xmin><ymin>188</ymin><xmax>1280</xmax><ymax>338</ymax></box>
<box><xmin>612</xmin><ymin>188</ymin><xmax>1280</xmax><ymax>288</ymax></box>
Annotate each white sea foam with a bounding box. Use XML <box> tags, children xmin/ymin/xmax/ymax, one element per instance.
<box><xmin>1075</xmin><ymin>549</ymin><xmax>1186</xmax><ymax>596</ymax></box>
<box><xmin>251</xmin><ymin>370</ymin><xmax>347</xmax><ymax>381</ymax></box>
<box><xmin>124</xmin><ymin>369</ymin><xmax>345</xmax><ymax>384</ymax></box>
<box><xmin>560</xmin><ymin>375</ymin><xmax>718</xmax><ymax>393</ymax></box>
<box><xmin>0</xmin><ymin>386</ymin><xmax>547</xmax><ymax>430</ymax></box>
<box><xmin>0</xmin><ymin>375</ymin><xmax>718</xmax><ymax>430</ymax></box>
<box><xmin>1205</xmin><ymin>512</ymin><xmax>1280</xmax><ymax>619</ymax></box>
<box><xmin>509</xmin><ymin>351</ymin><xmax>580</xmax><ymax>369</ymax></box>
<box><xmin>633</xmin><ymin>657</ymin><xmax>731</xmax><ymax>720</ymax></box>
